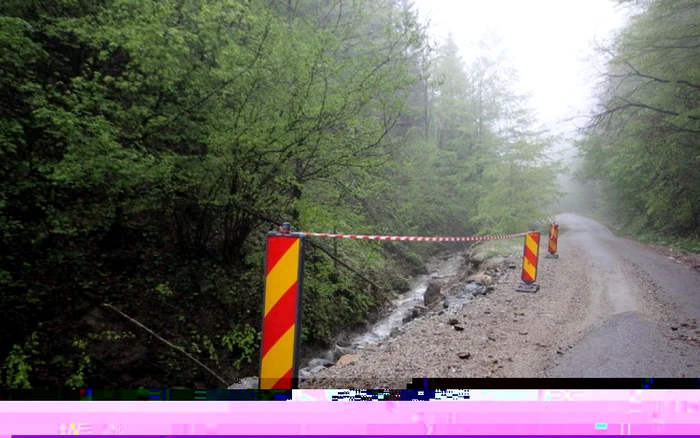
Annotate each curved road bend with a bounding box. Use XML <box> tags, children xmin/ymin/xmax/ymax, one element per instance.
<box><xmin>547</xmin><ymin>214</ymin><xmax>700</xmax><ymax>378</ymax></box>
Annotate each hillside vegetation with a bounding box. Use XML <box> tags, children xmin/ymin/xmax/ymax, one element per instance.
<box><xmin>578</xmin><ymin>0</ymin><xmax>700</xmax><ymax>247</ymax></box>
<box><xmin>0</xmin><ymin>0</ymin><xmax>558</xmax><ymax>389</ymax></box>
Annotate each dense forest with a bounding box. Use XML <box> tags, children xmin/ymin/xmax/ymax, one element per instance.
<box><xmin>1</xmin><ymin>0</ymin><xmax>559</xmax><ymax>389</ymax></box>
<box><xmin>578</xmin><ymin>0</ymin><xmax>700</xmax><ymax>243</ymax></box>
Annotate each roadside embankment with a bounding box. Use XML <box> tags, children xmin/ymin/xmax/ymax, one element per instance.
<box><xmin>299</xmin><ymin>231</ymin><xmax>596</xmax><ymax>388</ymax></box>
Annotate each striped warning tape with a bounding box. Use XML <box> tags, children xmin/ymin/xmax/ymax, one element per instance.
<box><xmin>297</xmin><ymin>231</ymin><xmax>527</xmax><ymax>242</ymax></box>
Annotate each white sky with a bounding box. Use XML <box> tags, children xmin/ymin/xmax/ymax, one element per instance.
<box><xmin>412</xmin><ymin>0</ymin><xmax>629</xmax><ymax>138</ymax></box>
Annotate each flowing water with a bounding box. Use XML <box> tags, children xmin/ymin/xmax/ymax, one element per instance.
<box><xmin>349</xmin><ymin>252</ymin><xmax>464</xmax><ymax>348</ymax></box>
<box><xmin>234</xmin><ymin>252</ymin><xmax>468</xmax><ymax>388</ymax></box>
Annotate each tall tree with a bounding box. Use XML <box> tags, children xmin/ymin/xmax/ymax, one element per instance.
<box><xmin>579</xmin><ymin>0</ymin><xmax>700</xmax><ymax>235</ymax></box>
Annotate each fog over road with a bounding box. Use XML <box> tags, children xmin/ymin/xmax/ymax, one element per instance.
<box><xmin>300</xmin><ymin>213</ymin><xmax>700</xmax><ymax>388</ymax></box>
<box><xmin>546</xmin><ymin>213</ymin><xmax>700</xmax><ymax>377</ymax></box>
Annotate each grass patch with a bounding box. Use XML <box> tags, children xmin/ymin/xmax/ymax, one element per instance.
<box><xmin>590</xmin><ymin>213</ymin><xmax>700</xmax><ymax>255</ymax></box>
<box><xmin>627</xmin><ymin>232</ymin><xmax>700</xmax><ymax>254</ymax></box>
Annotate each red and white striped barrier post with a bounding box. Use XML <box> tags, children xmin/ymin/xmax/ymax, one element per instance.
<box><xmin>259</xmin><ymin>223</ymin><xmax>305</xmax><ymax>389</ymax></box>
<box><xmin>545</xmin><ymin>223</ymin><xmax>559</xmax><ymax>259</ymax></box>
<box><xmin>258</xmin><ymin>226</ymin><xmax>534</xmax><ymax>387</ymax></box>
<box><xmin>516</xmin><ymin>231</ymin><xmax>541</xmax><ymax>293</ymax></box>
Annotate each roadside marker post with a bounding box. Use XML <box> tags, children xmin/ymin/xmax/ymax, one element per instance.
<box><xmin>257</xmin><ymin>226</ymin><xmax>539</xmax><ymax>387</ymax></box>
<box><xmin>516</xmin><ymin>231</ymin><xmax>540</xmax><ymax>293</ymax></box>
<box><xmin>545</xmin><ymin>223</ymin><xmax>559</xmax><ymax>259</ymax></box>
<box><xmin>259</xmin><ymin>222</ymin><xmax>305</xmax><ymax>390</ymax></box>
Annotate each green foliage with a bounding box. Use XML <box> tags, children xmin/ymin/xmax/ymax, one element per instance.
<box><xmin>579</xmin><ymin>0</ymin><xmax>700</xmax><ymax>238</ymax></box>
<box><xmin>0</xmin><ymin>0</ymin><xmax>560</xmax><ymax>388</ymax></box>
<box><xmin>65</xmin><ymin>339</ymin><xmax>91</xmax><ymax>389</ymax></box>
<box><xmin>154</xmin><ymin>283</ymin><xmax>174</xmax><ymax>300</ymax></box>
<box><xmin>2</xmin><ymin>333</ymin><xmax>39</xmax><ymax>389</ymax></box>
<box><xmin>3</xmin><ymin>345</ymin><xmax>33</xmax><ymax>389</ymax></box>
<box><xmin>189</xmin><ymin>334</ymin><xmax>219</xmax><ymax>361</ymax></box>
<box><xmin>87</xmin><ymin>331</ymin><xmax>136</xmax><ymax>342</ymax></box>
<box><xmin>222</xmin><ymin>325</ymin><xmax>259</xmax><ymax>370</ymax></box>
<box><xmin>390</xmin><ymin>33</ymin><xmax>559</xmax><ymax>237</ymax></box>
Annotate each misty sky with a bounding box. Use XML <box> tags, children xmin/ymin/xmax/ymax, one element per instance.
<box><xmin>412</xmin><ymin>0</ymin><xmax>628</xmax><ymax>137</ymax></box>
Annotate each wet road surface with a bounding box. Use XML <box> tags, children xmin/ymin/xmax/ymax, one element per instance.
<box><xmin>546</xmin><ymin>214</ymin><xmax>700</xmax><ymax>377</ymax></box>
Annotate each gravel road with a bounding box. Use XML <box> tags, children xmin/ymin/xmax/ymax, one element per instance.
<box><xmin>300</xmin><ymin>213</ymin><xmax>700</xmax><ymax>388</ymax></box>
<box><xmin>547</xmin><ymin>213</ymin><xmax>700</xmax><ymax>377</ymax></box>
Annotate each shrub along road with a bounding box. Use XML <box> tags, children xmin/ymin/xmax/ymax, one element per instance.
<box><xmin>300</xmin><ymin>213</ymin><xmax>700</xmax><ymax>387</ymax></box>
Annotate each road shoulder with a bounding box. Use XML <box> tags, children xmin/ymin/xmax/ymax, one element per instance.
<box><xmin>300</xmin><ymin>231</ymin><xmax>599</xmax><ymax>388</ymax></box>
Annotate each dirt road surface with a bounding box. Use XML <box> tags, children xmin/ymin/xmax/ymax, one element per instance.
<box><xmin>547</xmin><ymin>213</ymin><xmax>700</xmax><ymax>377</ymax></box>
<box><xmin>300</xmin><ymin>213</ymin><xmax>700</xmax><ymax>388</ymax></box>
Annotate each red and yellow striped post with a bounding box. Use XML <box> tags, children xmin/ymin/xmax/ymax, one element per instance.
<box><xmin>516</xmin><ymin>231</ymin><xmax>540</xmax><ymax>293</ymax></box>
<box><xmin>545</xmin><ymin>223</ymin><xmax>559</xmax><ymax>259</ymax></box>
<box><xmin>259</xmin><ymin>223</ymin><xmax>305</xmax><ymax>389</ymax></box>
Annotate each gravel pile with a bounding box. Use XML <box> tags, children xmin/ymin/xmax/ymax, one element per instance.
<box><xmin>300</xmin><ymin>237</ymin><xmax>598</xmax><ymax>388</ymax></box>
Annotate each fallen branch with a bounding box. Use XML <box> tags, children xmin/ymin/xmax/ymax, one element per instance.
<box><xmin>101</xmin><ymin>302</ymin><xmax>229</xmax><ymax>388</ymax></box>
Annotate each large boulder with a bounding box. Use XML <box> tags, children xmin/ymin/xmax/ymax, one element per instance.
<box><xmin>465</xmin><ymin>282</ymin><xmax>488</xmax><ymax>296</ymax></box>
<box><xmin>309</xmin><ymin>365</ymin><xmax>327</xmax><ymax>374</ymax></box>
<box><xmin>336</xmin><ymin>354</ymin><xmax>359</xmax><ymax>366</ymax></box>
<box><xmin>228</xmin><ymin>376</ymin><xmax>258</xmax><ymax>389</ymax></box>
<box><xmin>309</xmin><ymin>358</ymin><xmax>335</xmax><ymax>368</ymax></box>
<box><xmin>467</xmin><ymin>273</ymin><xmax>493</xmax><ymax>285</ymax></box>
<box><xmin>412</xmin><ymin>305</ymin><xmax>427</xmax><ymax>318</ymax></box>
<box><xmin>468</xmin><ymin>248</ymin><xmax>490</xmax><ymax>265</ymax></box>
<box><xmin>443</xmin><ymin>291</ymin><xmax>474</xmax><ymax>310</ymax></box>
<box><xmin>481</xmin><ymin>256</ymin><xmax>507</xmax><ymax>272</ymax></box>
<box><xmin>423</xmin><ymin>282</ymin><xmax>443</xmax><ymax>307</ymax></box>
<box><xmin>324</xmin><ymin>344</ymin><xmax>354</xmax><ymax>363</ymax></box>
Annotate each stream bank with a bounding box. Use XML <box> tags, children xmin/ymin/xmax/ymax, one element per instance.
<box><xmin>231</xmin><ymin>242</ymin><xmax>519</xmax><ymax>389</ymax></box>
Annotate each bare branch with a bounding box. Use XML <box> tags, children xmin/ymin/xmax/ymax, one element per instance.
<box><xmin>102</xmin><ymin>303</ymin><xmax>229</xmax><ymax>387</ymax></box>
<box><xmin>620</xmin><ymin>60</ymin><xmax>700</xmax><ymax>90</ymax></box>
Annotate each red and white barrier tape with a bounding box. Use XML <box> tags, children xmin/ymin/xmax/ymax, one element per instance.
<box><xmin>297</xmin><ymin>231</ymin><xmax>528</xmax><ymax>242</ymax></box>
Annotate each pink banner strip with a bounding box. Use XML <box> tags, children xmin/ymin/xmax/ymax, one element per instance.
<box><xmin>1</xmin><ymin>390</ymin><xmax>700</xmax><ymax>436</ymax></box>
